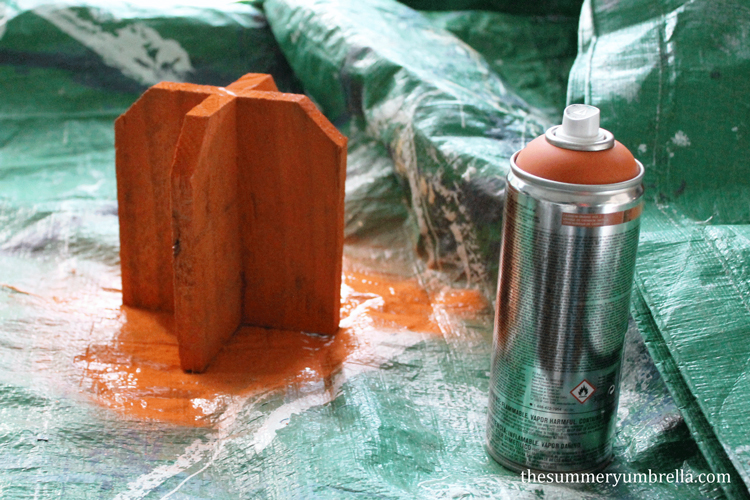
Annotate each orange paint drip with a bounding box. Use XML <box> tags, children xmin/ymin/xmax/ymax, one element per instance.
<box><xmin>75</xmin><ymin>265</ymin><xmax>489</xmax><ymax>427</ymax></box>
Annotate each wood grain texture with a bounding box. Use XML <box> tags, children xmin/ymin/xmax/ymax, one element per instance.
<box><xmin>115</xmin><ymin>82</ymin><xmax>216</xmax><ymax>312</ymax></box>
<box><xmin>171</xmin><ymin>94</ymin><xmax>243</xmax><ymax>373</ymax></box>
<box><xmin>235</xmin><ymin>91</ymin><xmax>347</xmax><ymax>335</ymax></box>
<box><xmin>116</xmin><ymin>77</ymin><xmax>275</xmax><ymax>313</ymax></box>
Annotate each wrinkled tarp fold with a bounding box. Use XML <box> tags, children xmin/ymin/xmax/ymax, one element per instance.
<box><xmin>264</xmin><ymin>0</ymin><xmax>551</xmax><ymax>290</ymax></box>
<box><xmin>263</xmin><ymin>0</ymin><xmax>750</xmax><ymax>498</ymax></box>
<box><xmin>567</xmin><ymin>0</ymin><xmax>750</xmax><ymax>497</ymax></box>
<box><xmin>0</xmin><ymin>0</ymin><xmax>747</xmax><ymax>498</ymax></box>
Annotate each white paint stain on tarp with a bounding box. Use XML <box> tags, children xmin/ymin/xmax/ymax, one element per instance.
<box><xmin>34</xmin><ymin>6</ymin><xmax>193</xmax><ymax>85</ymax></box>
<box><xmin>671</xmin><ymin>130</ymin><xmax>691</xmax><ymax>147</ymax></box>
<box><xmin>112</xmin><ymin>439</ymin><xmax>214</xmax><ymax>500</ymax></box>
<box><xmin>375</xmin><ymin>91</ymin><xmax>443</xmax><ymax>270</ymax></box>
<box><xmin>0</xmin><ymin>4</ymin><xmax>8</xmax><ymax>41</ymax></box>
<box><xmin>369</xmin><ymin>89</ymin><xmax>490</xmax><ymax>285</ymax></box>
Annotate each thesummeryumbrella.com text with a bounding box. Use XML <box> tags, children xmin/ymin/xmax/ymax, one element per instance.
<box><xmin>521</xmin><ymin>469</ymin><xmax>730</xmax><ymax>486</ymax></box>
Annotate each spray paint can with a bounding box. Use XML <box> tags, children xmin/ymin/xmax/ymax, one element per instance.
<box><xmin>486</xmin><ymin>104</ymin><xmax>644</xmax><ymax>472</ymax></box>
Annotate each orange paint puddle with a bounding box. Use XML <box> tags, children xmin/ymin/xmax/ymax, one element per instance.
<box><xmin>76</xmin><ymin>309</ymin><xmax>354</xmax><ymax>427</ymax></box>
<box><xmin>75</xmin><ymin>267</ymin><xmax>488</xmax><ymax>427</ymax></box>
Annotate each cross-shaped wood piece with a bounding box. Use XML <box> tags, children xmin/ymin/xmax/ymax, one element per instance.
<box><xmin>115</xmin><ymin>73</ymin><xmax>347</xmax><ymax>373</ymax></box>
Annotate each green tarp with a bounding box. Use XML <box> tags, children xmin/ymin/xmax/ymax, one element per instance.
<box><xmin>567</xmin><ymin>0</ymin><xmax>750</xmax><ymax>498</ymax></box>
<box><xmin>0</xmin><ymin>0</ymin><xmax>747</xmax><ymax>498</ymax></box>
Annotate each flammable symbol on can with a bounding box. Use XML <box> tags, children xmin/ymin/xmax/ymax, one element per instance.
<box><xmin>571</xmin><ymin>380</ymin><xmax>596</xmax><ymax>404</ymax></box>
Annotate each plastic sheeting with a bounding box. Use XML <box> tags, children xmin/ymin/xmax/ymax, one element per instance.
<box><xmin>568</xmin><ymin>1</ymin><xmax>750</xmax><ymax>498</ymax></box>
<box><xmin>423</xmin><ymin>10</ymin><xmax>578</xmax><ymax>117</ymax></box>
<box><xmin>263</xmin><ymin>0</ymin><xmax>554</xmax><ymax>291</ymax></box>
<box><xmin>0</xmin><ymin>0</ymin><xmax>744</xmax><ymax>498</ymax></box>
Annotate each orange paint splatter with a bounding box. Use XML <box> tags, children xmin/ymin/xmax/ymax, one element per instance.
<box><xmin>433</xmin><ymin>287</ymin><xmax>490</xmax><ymax>316</ymax></box>
<box><xmin>75</xmin><ymin>266</ymin><xmax>489</xmax><ymax>427</ymax></box>
<box><xmin>76</xmin><ymin>309</ymin><xmax>354</xmax><ymax>427</ymax></box>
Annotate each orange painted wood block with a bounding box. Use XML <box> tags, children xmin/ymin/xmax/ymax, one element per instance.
<box><xmin>116</xmin><ymin>74</ymin><xmax>277</xmax><ymax>312</ymax></box>
<box><xmin>115</xmin><ymin>74</ymin><xmax>347</xmax><ymax>373</ymax></box>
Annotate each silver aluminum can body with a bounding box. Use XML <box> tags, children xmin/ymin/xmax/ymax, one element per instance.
<box><xmin>486</xmin><ymin>152</ymin><xmax>644</xmax><ymax>473</ymax></box>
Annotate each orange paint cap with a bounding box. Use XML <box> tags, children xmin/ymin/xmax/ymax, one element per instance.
<box><xmin>516</xmin><ymin>104</ymin><xmax>639</xmax><ymax>185</ymax></box>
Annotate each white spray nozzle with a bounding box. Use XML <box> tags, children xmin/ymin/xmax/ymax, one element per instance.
<box><xmin>561</xmin><ymin>104</ymin><xmax>600</xmax><ymax>140</ymax></box>
<box><xmin>544</xmin><ymin>104</ymin><xmax>614</xmax><ymax>151</ymax></box>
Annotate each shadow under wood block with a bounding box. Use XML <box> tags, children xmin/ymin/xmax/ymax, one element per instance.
<box><xmin>115</xmin><ymin>74</ymin><xmax>347</xmax><ymax>373</ymax></box>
